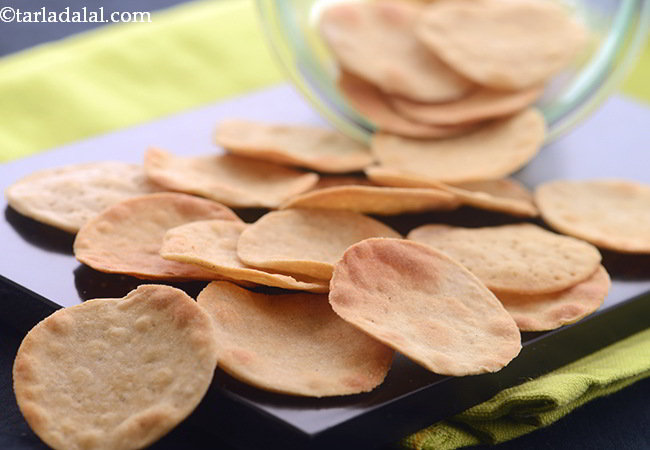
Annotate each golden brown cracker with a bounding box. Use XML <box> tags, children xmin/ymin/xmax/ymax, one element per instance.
<box><xmin>329</xmin><ymin>238</ymin><xmax>521</xmax><ymax>375</ymax></box>
<box><xmin>197</xmin><ymin>281</ymin><xmax>394</xmax><ymax>397</ymax></box>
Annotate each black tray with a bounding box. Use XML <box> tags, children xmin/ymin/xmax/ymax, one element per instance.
<box><xmin>2</xmin><ymin>85</ymin><xmax>650</xmax><ymax>450</ymax></box>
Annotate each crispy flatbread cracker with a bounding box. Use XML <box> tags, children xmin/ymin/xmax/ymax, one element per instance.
<box><xmin>197</xmin><ymin>281</ymin><xmax>394</xmax><ymax>397</ymax></box>
<box><xmin>329</xmin><ymin>238</ymin><xmax>521</xmax><ymax>375</ymax></box>
<box><xmin>74</xmin><ymin>193</ymin><xmax>241</xmax><ymax>280</ymax></box>
<box><xmin>13</xmin><ymin>285</ymin><xmax>218</xmax><ymax>450</ymax></box>
<box><xmin>444</xmin><ymin>179</ymin><xmax>538</xmax><ymax>217</ymax></box>
<box><xmin>144</xmin><ymin>148</ymin><xmax>318</xmax><ymax>208</ymax></box>
<box><xmin>161</xmin><ymin>220</ymin><xmax>328</xmax><ymax>292</ymax></box>
<box><xmin>5</xmin><ymin>162</ymin><xmax>164</xmax><ymax>233</ymax></box>
<box><xmin>370</xmin><ymin>108</ymin><xmax>545</xmax><ymax>184</ymax></box>
<box><xmin>237</xmin><ymin>209</ymin><xmax>402</xmax><ymax>280</ymax></box>
<box><xmin>389</xmin><ymin>84</ymin><xmax>544</xmax><ymax>126</ymax></box>
<box><xmin>497</xmin><ymin>265</ymin><xmax>610</xmax><ymax>331</ymax></box>
<box><xmin>408</xmin><ymin>223</ymin><xmax>602</xmax><ymax>294</ymax></box>
<box><xmin>365</xmin><ymin>171</ymin><xmax>538</xmax><ymax>217</ymax></box>
<box><xmin>214</xmin><ymin>120</ymin><xmax>373</xmax><ymax>173</ymax></box>
<box><xmin>320</xmin><ymin>1</ymin><xmax>472</xmax><ymax>102</ymax></box>
<box><xmin>338</xmin><ymin>72</ymin><xmax>475</xmax><ymax>139</ymax></box>
<box><xmin>281</xmin><ymin>185</ymin><xmax>458</xmax><ymax>215</ymax></box>
<box><xmin>535</xmin><ymin>179</ymin><xmax>650</xmax><ymax>253</ymax></box>
<box><xmin>416</xmin><ymin>0</ymin><xmax>587</xmax><ymax>89</ymax></box>
<box><xmin>311</xmin><ymin>175</ymin><xmax>375</xmax><ymax>191</ymax></box>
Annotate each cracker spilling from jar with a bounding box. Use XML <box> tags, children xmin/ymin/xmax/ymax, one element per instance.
<box><xmin>319</xmin><ymin>0</ymin><xmax>587</xmax><ymax>135</ymax></box>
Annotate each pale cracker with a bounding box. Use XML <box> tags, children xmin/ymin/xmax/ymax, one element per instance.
<box><xmin>74</xmin><ymin>192</ymin><xmax>241</xmax><ymax>280</ymax></box>
<box><xmin>416</xmin><ymin>0</ymin><xmax>587</xmax><ymax>90</ymax></box>
<box><xmin>389</xmin><ymin>84</ymin><xmax>544</xmax><ymax>126</ymax></box>
<box><xmin>443</xmin><ymin>179</ymin><xmax>539</xmax><ymax>217</ymax></box>
<box><xmin>197</xmin><ymin>281</ymin><xmax>394</xmax><ymax>397</ymax></box>
<box><xmin>329</xmin><ymin>238</ymin><xmax>521</xmax><ymax>376</ymax></box>
<box><xmin>370</xmin><ymin>108</ymin><xmax>546</xmax><ymax>184</ymax></box>
<box><xmin>144</xmin><ymin>148</ymin><xmax>318</xmax><ymax>208</ymax></box>
<box><xmin>320</xmin><ymin>1</ymin><xmax>473</xmax><ymax>102</ymax></box>
<box><xmin>161</xmin><ymin>220</ymin><xmax>329</xmax><ymax>293</ymax></box>
<box><xmin>280</xmin><ymin>185</ymin><xmax>458</xmax><ymax>215</ymax></box>
<box><xmin>496</xmin><ymin>265</ymin><xmax>610</xmax><ymax>331</ymax></box>
<box><xmin>13</xmin><ymin>285</ymin><xmax>218</xmax><ymax>450</ymax></box>
<box><xmin>365</xmin><ymin>171</ymin><xmax>538</xmax><ymax>217</ymax></box>
<box><xmin>5</xmin><ymin>162</ymin><xmax>164</xmax><ymax>233</ymax></box>
<box><xmin>311</xmin><ymin>175</ymin><xmax>375</xmax><ymax>191</ymax></box>
<box><xmin>214</xmin><ymin>120</ymin><xmax>373</xmax><ymax>173</ymax></box>
<box><xmin>338</xmin><ymin>72</ymin><xmax>476</xmax><ymax>139</ymax></box>
<box><xmin>407</xmin><ymin>223</ymin><xmax>602</xmax><ymax>294</ymax></box>
<box><xmin>237</xmin><ymin>209</ymin><xmax>402</xmax><ymax>280</ymax></box>
<box><xmin>535</xmin><ymin>179</ymin><xmax>650</xmax><ymax>253</ymax></box>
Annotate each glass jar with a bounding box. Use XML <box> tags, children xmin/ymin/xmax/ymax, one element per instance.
<box><xmin>256</xmin><ymin>0</ymin><xmax>650</xmax><ymax>144</ymax></box>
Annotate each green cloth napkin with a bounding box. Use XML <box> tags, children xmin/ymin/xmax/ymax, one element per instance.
<box><xmin>1</xmin><ymin>1</ymin><xmax>649</xmax><ymax>448</ymax></box>
<box><xmin>402</xmin><ymin>327</ymin><xmax>650</xmax><ymax>450</ymax></box>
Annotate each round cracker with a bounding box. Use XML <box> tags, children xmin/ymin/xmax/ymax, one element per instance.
<box><xmin>237</xmin><ymin>209</ymin><xmax>402</xmax><ymax>280</ymax></box>
<box><xmin>407</xmin><ymin>223</ymin><xmax>602</xmax><ymax>295</ymax></box>
<box><xmin>5</xmin><ymin>162</ymin><xmax>164</xmax><ymax>233</ymax></box>
<box><xmin>389</xmin><ymin>84</ymin><xmax>544</xmax><ymax>126</ymax></box>
<box><xmin>535</xmin><ymin>179</ymin><xmax>650</xmax><ymax>253</ymax></box>
<box><xmin>365</xmin><ymin>171</ymin><xmax>538</xmax><ymax>217</ymax></box>
<box><xmin>214</xmin><ymin>120</ymin><xmax>373</xmax><ymax>173</ymax></box>
<box><xmin>74</xmin><ymin>192</ymin><xmax>241</xmax><ymax>280</ymax></box>
<box><xmin>310</xmin><ymin>175</ymin><xmax>375</xmax><ymax>191</ymax></box>
<box><xmin>161</xmin><ymin>220</ymin><xmax>328</xmax><ymax>292</ymax></box>
<box><xmin>197</xmin><ymin>281</ymin><xmax>394</xmax><ymax>397</ymax></box>
<box><xmin>442</xmin><ymin>179</ymin><xmax>538</xmax><ymax>217</ymax></box>
<box><xmin>280</xmin><ymin>185</ymin><xmax>458</xmax><ymax>215</ymax></box>
<box><xmin>496</xmin><ymin>265</ymin><xmax>610</xmax><ymax>332</ymax></box>
<box><xmin>13</xmin><ymin>285</ymin><xmax>218</xmax><ymax>450</ymax></box>
<box><xmin>416</xmin><ymin>0</ymin><xmax>587</xmax><ymax>90</ymax></box>
<box><xmin>370</xmin><ymin>108</ymin><xmax>546</xmax><ymax>184</ymax></box>
<box><xmin>338</xmin><ymin>72</ymin><xmax>476</xmax><ymax>139</ymax></box>
<box><xmin>329</xmin><ymin>238</ymin><xmax>521</xmax><ymax>376</ymax></box>
<box><xmin>144</xmin><ymin>148</ymin><xmax>318</xmax><ymax>208</ymax></box>
<box><xmin>320</xmin><ymin>1</ymin><xmax>473</xmax><ymax>102</ymax></box>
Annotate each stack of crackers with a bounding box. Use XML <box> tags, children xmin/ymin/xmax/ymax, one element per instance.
<box><xmin>6</xmin><ymin>1</ymin><xmax>650</xmax><ymax>449</ymax></box>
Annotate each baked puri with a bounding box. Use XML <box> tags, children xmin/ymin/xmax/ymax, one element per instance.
<box><xmin>408</xmin><ymin>224</ymin><xmax>602</xmax><ymax>295</ymax></box>
<box><xmin>5</xmin><ymin>162</ymin><xmax>163</xmax><ymax>233</ymax></box>
<box><xmin>237</xmin><ymin>209</ymin><xmax>402</xmax><ymax>280</ymax></box>
<box><xmin>215</xmin><ymin>120</ymin><xmax>373</xmax><ymax>173</ymax></box>
<box><xmin>280</xmin><ymin>185</ymin><xmax>458</xmax><ymax>215</ymax></box>
<box><xmin>144</xmin><ymin>148</ymin><xmax>318</xmax><ymax>208</ymax></box>
<box><xmin>388</xmin><ymin>84</ymin><xmax>544</xmax><ymax>126</ymax></box>
<box><xmin>535</xmin><ymin>179</ymin><xmax>650</xmax><ymax>253</ymax></box>
<box><xmin>440</xmin><ymin>179</ymin><xmax>538</xmax><ymax>217</ymax></box>
<box><xmin>197</xmin><ymin>281</ymin><xmax>394</xmax><ymax>397</ymax></box>
<box><xmin>329</xmin><ymin>239</ymin><xmax>521</xmax><ymax>376</ymax></box>
<box><xmin>13</xmin><ymin>285</ymin><xmax>218</xmax><ymax>450</ymax></box>
<box><xmin>370</xmin><ymin>109</ymin><xmax>546</xmax><ymax>184</ymax></box>
<box><xmin>416</xmin><ymin>0</ymin><xmax>586</xmax><ymax>90</ymax></box>
<box><xmin>338</xmin><ymin>72</ymin><xmax>476</xmax><ymax>139</ymax></box>
<box><xmin>366</xmin><ymin>171</ymin><xmax>538</xmax><ymax>217</ymax></box>
<box><xmin>74</xmin><ymin>193</ymin><xmax>241</xmax><ymax>280</ymax></box>
<box><xmin>319</xmin><ymin>1</ymin><xmax>472</xmax><ymax>103</ymax></box>
<box><xmin>498</xmin><ymin>266</ymin><xmax>610</xmax><ymax>332</ymax></box>
<box><xmin>161</xmin><ymin>220</ymin><xmax>328</xmax><ymax>293</ymax></box>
